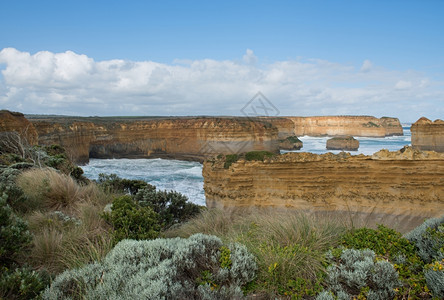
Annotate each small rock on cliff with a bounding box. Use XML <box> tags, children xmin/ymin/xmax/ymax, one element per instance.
<box><xmin>279</xmin><ymin>136</ymin><xmax>303</xmax><ymax>150</ymax></box>
<box><xmin>326</xmin><ymin>136</ymin><xmax>359</xmax><ymax>151</ymax></box>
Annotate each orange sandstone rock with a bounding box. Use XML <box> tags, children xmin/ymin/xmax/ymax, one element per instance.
<box><xmin>29</xmin><ymin>116</ymin><xmax>279</xmax><ymax>164</ymax></box>
<box><xmin>286</xmin><ymin>116</ymin><xmax>402</xmax><ymax>137</ymax></box>
<box><xmin>0</xmin><ymin>110</ymin><xmax>38</xmax><ymax>145</ymax></box>
<box><xmin>326</xmin><ymin>136</ymin><xmax>359</xmax><ymax>151</ymax></box>
<box><xmin>203</xmin><ymin>147</ymin><xmax>444</xmax><ymax>227</ymax></box>
<box><xmin>411</xmin><ymin>117</ymin><xmax>444</xmax><ymax>153</ymax></box>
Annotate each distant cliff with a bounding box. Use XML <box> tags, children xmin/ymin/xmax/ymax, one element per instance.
<box><xmin>411</xmin><ymin>117</ymin><xmax>444</xmax><ymax>153</ymax></box>
<box><xmin>203</xmin><ymin>147</ymin><xmax>444</xmax><ymax>226</ymax></box>
<box><xmin>0</xmin><ymin>112</ymin><xmax>405</xmax><ymax>165</ymax></box>
<box><xmin>29</xmin><ymin>116</ymin><xmax>279</xmax><ymax>164</ymax></box>
<box><xmin>0</xmin><ymin>110</ymin><xmax>38</xmax><ymax>145</ymax></box>
<box><xmin>284</xmin><ymin>116</ymin><xmax>403</xmax><ymax>137</ymax></box>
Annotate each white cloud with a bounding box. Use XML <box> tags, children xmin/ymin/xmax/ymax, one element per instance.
<box><xmin>0</xmin><ymin>47</ymin><xmax>443</xmax><ymax>121</ymax></box>
<box><xmin>242</xmin><ymin>49</ymin><xmax>257</xmax><ymax>65</ymax></box>
<box><xmin>395</xmin><ymin>80</ymin><xmax>412</xmax><ymax>90</ymax></box>
<box><xmin>360</xmin><ymin>59</ymin><xmax>373</xmax><ymax>72</ymax></box>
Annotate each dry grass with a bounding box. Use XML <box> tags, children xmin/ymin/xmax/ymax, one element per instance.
<box><xmin>24</xmin><ymin>205</ymin><xmax>113</xmax><ymax>274</ymax></box>
<box><xmin>16</xmin><ymin>168</ymin><xmax>108</xmax><ymax>212</ymax></box>
<box><xmin>165</xmin><ymin>208</ymin><xmax>348</xmax><ymax>294</ymax></box>
<box><xmin>20</xmin><ymin>170</ymin><xmax>114</xmax><ymax>274</ymax></box>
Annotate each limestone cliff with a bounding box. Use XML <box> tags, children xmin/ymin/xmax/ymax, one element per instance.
<box><xmin>326</xmin><ymin>136</ymin><xmax>359</xmax><ymax>151</ymax></box>
<box><xmin>285</xmin><ymin>116</ymin><xmax>402</xmax><ymax>137</ymax></box>
<box><xmin>259</xmin><ymin>117</ymin><xmax>295</xmax><ymax>139</ymax></box>
<box><xmin>279</xmin><ymin>136</ymin><xmax>303</xmax><ymax>150</ymax></box>
<box><xmin>0</xmin><ymin>110</ymin><xmax>38</xmax><ymax>145</ymax></box>
<box><xmin>411</xmin><ymin>117</ymin><xmax>444</xmax><ymax>153</ymax></box>
<box><xmin>29</xmin><ymin>116</ymin><xmax>279</xmax><ymax>164</ymax></box>
<box><xmin>203</xmin><ymin>147</ymin><xmax>444</xmax><ymax>226</ymax></box>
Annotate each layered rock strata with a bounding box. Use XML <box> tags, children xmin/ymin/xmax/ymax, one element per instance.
<box><xmin>411</xmin><ymin>117</ymin><xmax>444</xmax><ymax>153</ymax></box>
<box><xmin>279</xmin><ymin>136</ymin><xmax>303</xmax><ymax>150</ymax></box>
<box><xmin>0</xmin><ymin>110</ymin><xmax>38</xmax><ymax>145</ymax></box>
<box><xmin>285</xmin><ymin>116</ymin><xmax>402</xmax><ymax>137</ymax></box>
<box><xmin>203</xmin><ymin>147</ymin><xmax>444</xmax><ymax>228</ymax></box>
<box><xmin>29</xmin><ymin>116</ymin><xmax>280</xmax><ymax>164</ymax></box>
<box><xmin>326</xmin><ymin>136</ymin><xmax>359</xmax><ymax>151</ymax></box>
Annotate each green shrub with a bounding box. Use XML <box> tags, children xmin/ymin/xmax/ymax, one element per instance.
<box><xmin>284</xmin><ymin>136</ymin><xmax>302</xmax><ymax>144</ymax></box>
<box><xmin>43</xmin><ymin>234</ymin><xmax>257</xmax><ymax>299</ymax></box>
<box><xmin>165</xmin><ymin>209</ymin><xmax>346</xmax><ymax>298</ymax></box>
<box><xmin>424</xmin><ymin>259</ymin><xmax>444</xmax><ymax>298</ymax></box>
<box><xmin>341</xmin><ymin>224</ymin><xmax>429</xmax><ymax>298</ymax></box>
<box><xmin>0</xmin><ymin>266</ymin><xmax>50</xmax><ymax>300</ymax></box>
<box><xmin>0</xmin><ymin>195</ymin><xmax>32</xmax><ymax>267</ymax></box>
<box><xmin>134</xmin><ymin>187</ymin><xmax>201</xmax><ymax>229</ymax></box>
<box><xmin>224</xmin><ymin>154</ymin><xmax>239</xmax><ymax>169</ymax></box>
<box><xmin>0</xmin><ymin>153</ymin><xmax>25</xmax><ymax>166</ymax></box>
<box><xmin>404</xmin><ymin>215</ymin><xmax>444</xmax><ymax>264</ymax></box>
<box><xmin>97</xmin><ymin>173</ymin><xmax>154</xmax><ymax>195</ymax></box>
<box><xmin>320</xmin><ymin>248</ymin><xmax>400</xmax><ymax>300</ymax></box>
<box><xmin>103</xmin><ymin>195</ymin><xmax>160</xmax><ymax>243</ymax></box>
<box><xmin>0</xmin><ymin>167</ymin><xmax>30</xmax><ymax>212</ymax></box>
<box><xmin>245</xmin><ymin>151</ymin><xmax>275</xmax><ymax>161</ymax></box>
<box><xmin>341</xmin><ymin>224</ymin><xmax>417</xmax><ymax>258</ymax></box>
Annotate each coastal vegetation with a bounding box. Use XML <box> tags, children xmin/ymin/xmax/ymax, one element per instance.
<box><xmin>222</xmin><ymin>150</ymin><xmax>276</xmax><ymax>169</ymax></box>
<box><xmin>1</xmin><ymin>141</ymin><xmax>443</xmax><ymax>299</ymax></box>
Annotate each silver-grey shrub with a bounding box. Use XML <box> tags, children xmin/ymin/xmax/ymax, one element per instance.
<box><xmin>404</xmin><ymin>215</ymin><xmax>444</xmax><ymax>264</ymax></box>
<box><xmin>424</xmin><ymin>261</ymin><xmax>444</xmax><ymax>299</ymax></box>
<box><xmin>318</xmin><ymin>248</ymin><xmax>400</xmax><ymax>300</ymax></box>
<box><xmin>43</xmin><ymin>233</ymin><xmax>256</xmax><ymax>299</ymax></box>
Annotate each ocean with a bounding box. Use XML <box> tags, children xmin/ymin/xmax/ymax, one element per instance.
<box><xmin>81</xmin><ymin>125</ymin><xmax>412</xmax><ymax>206</ymax></box>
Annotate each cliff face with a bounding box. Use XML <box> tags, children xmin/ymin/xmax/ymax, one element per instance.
<box><xmin>259</xmin><ymin>117</ymin><xmax>296</xmax><ymax>139</ymax></box>
<box><xmin>285</xmin><ymin>116</ymin><xmax>402</xmax><ymax>137</ymax></box>
<box><xmin>203</xmin><ymin>147</ymin><xmax>444</xmax><ymax>226</ymax></box>
<box><xmin>279</xmin><ymin>136</ymin><xmax>303</xmax><ymax>150</ymax></box>
<box><xmin>326</xmin><ymin>136</ymin><xmax>359</xmax><ymax>151</ymax></box>
<box><xmin>30</xmin><ymin>117</ymin><xmax>279</xmax><ymax>164</ymax></box>
<box><xmin>411</xmin><ymin>117</ymin><xmax>444</xmax><ymax>153</ymax></box>
<box><xmin>2</xmin><ymin>113</ymin><xmax>403</xmax><ymax>165</ymax></box>
<box><xmin>0</xmin><ymin>110</ymin><xmax>38</xmax><ymax>145</ymax></box>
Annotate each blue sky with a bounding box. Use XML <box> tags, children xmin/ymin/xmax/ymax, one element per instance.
<box><xmin>0</xmin><ymin>0</ymin><xmax>443</xmax><ymax>122</ymax></box>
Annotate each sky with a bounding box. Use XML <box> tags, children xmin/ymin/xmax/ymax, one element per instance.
<box><xmin>0</xmin><ymin>0</ymin><xmax>443</xmax><ymax>122</ymax></box>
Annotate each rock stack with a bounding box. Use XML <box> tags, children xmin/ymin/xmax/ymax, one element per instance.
<box><xmin>326</xmin><ymin>136</ymin><xmax>359</xmax><ymax>151</ymax></box>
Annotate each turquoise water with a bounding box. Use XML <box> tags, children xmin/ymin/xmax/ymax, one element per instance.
<box><xmin>81</xmin><ymin>125</ymin><xmax>411</xmax><ymax>206</ymax></box>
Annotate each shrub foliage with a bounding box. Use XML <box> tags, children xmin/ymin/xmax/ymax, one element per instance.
<box><xmin>134</xmin><ymin>187</ymin><xmax>202</xmax><ymax>229</ymax></box>
<box><xmin>341</xmin><ymin>224</ymin><xmax>431</xmax><ymax>298</ymax></box>
<box><xmin>103</xmin><ymin>195</ymin><xmax>160</xmax><ymax>243</ymax></box>
<box><xmin>43</xmin><ymin>234</ymin><xmax>257</xmax><ymax>299</ymax></box>
<box><xmin>97</xmin><ymin>173</ymin><xmax>154</xmax><ymax>195</ymax></box>
<box><xmin>320</xmin><ymin>248</ymin><xmax>400</xmax><ymax>300</ymax></box>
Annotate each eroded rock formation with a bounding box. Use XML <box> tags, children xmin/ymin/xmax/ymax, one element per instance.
<box><xmin>0</xmin><ymin>111</ymin><xmax>404</xmax><ymax>164</ymax></box>
<box><xmin>285</xmin><ymin>116</ymin><xmax>402</xmax><ymax>137</ymax></box>
<box><xmin>29</xmin><ymin>116</ymin><xmax>279</xmax><ymax>164</ymax></box>
<box><xmin>326</xmin><ymin>136</ymin><xmax>359</xmax><ymax>151</ymax></box>
<box><xmin>411</xmin><ymin>117</ymin><xmax>444</xmax><ymax>153</ymax></box>
<box><xmin>0</xmin><ymin>110</ymin><xmax>38</xmax><ymax>145</ymax></box>
<box><xmin>279</xmin><ymin>136</ymin><xmax>303</xmax><ymax>150</ymax></box>
<box><xmin>203</xmin><ymin>147</ymin><xmax>444</xmax><ymax>228</ymax></box>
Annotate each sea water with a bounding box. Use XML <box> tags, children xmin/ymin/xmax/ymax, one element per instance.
<box><xmin>81</xmin><ymin>125</ymin><xmax>411</xmax><ymax>206</ymax></box>
<box><xmin>284</xmin><ymin>125</ymin><xmax>412</xmax><ymax>156</ymax></box>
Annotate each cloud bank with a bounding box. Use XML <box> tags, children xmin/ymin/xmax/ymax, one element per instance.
<box><xmin>0</xmin><ymin>47</ymin><xmax>442</xmax><ymax>121</ymax></box>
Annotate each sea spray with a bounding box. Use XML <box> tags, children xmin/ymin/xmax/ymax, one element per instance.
<box><xmin>81</xmin><ymin>158</ymin><xmax>205</xmax><ymax>206</ymax></box>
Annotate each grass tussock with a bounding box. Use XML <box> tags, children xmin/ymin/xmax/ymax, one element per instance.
<box><xmin>21</xmin><ymin>176</ymin><xmax>114</xmax><ymax>274</ymax></box>
<box><xmin>165</xmin><ymin>208</ymin><xmax>347</xmax><ymax>295</ymax></box>
<box><xmin>16</xmin><ymin>168</ymin><xmax>108</xmax><ymax>212</ymax></box>
<box><xmin>24</xmin><ymin>205</ymin><xmax>113</xmax><ymax>273</ymax></box>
